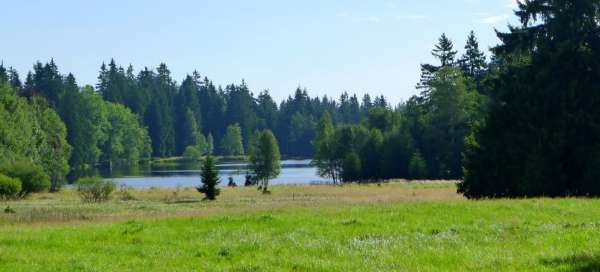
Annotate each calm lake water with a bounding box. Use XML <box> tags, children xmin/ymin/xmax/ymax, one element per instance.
<box><xmin>99</xmin><ymin>159</ymin><xmax>332</xmax><ymax>188</ymax></box>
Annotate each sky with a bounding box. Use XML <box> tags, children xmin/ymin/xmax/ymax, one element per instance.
<box><xmin>1</xmin><ymin>0</ymin><xmax>520</xmax><ymax>104</ymax></box>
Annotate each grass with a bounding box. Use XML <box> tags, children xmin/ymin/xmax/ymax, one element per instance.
<box><xmin>0</xmin><ymin>181</ymin><xmax>598</xmax><ymax>271</ymax></box>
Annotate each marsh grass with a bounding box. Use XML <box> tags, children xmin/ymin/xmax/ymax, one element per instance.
<box><xmin>0</xmin><ymin>181</ymin><xmax>459</xmax><ymax>225</ymax></box>
<box><xmin>0</xmin><ymin>181</ymin><xmax>597</xmax><ymax>271</ymax></box>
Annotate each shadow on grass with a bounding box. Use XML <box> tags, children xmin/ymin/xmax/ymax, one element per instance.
<box><xmin>541</xmin><ymin>253</ymin><xmax>600</xmax><ymax>272</ymax></box>
<box><xmin>164</xmin><ymin>199</ymin><xmax>202</xmax><ymax>204</ymax></box>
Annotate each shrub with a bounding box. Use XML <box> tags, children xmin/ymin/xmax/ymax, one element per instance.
<box><xmin>0</xmin><ymin>174</ymin><xmax>22</xmax><ymax>199</ymax></box>
<box><xmin>0</xmin><ymin>161</ymin><xmax>50</xmax><ymax>197</ymax></box>
<box><xmin>118</xmin><ymin>185</ymin><xmax>136</xmax><ymax>201</ymax></box>
<box><xmin>76</xmin><ymin>177</ymin><xmax>115</xmax><ymax>203</ymax></box>
<box><xmin>183</xmin><ymin>146</ymin><xmax>203</xmax><ymax>161</ymax></box>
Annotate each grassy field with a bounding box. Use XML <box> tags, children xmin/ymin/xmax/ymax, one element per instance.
<box><xmin>0</xmin><ymin>182</ymin><xmax>599</xmax><ymax>271</ymax></box>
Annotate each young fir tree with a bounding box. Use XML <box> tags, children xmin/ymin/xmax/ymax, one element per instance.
<box><xmin>196</xmin><ymin>156</ymin><xmax>220</xmax><ymax>200</ymax></box>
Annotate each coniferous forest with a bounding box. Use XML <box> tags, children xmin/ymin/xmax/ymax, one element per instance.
<box><xmin>1</xmin><ymin>0</ymin><xmax>600</xmax><ymax>198</ymax></box>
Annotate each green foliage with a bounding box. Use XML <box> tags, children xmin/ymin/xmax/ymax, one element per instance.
<box><xmin>461</xmin><ymin>0</ymin><xmax>600</xmax><ymax>198</ymax></box>
<box><xmin>220</xmin><ymin>123</ymin><xmax>244</xmax><ymax>156</ymax></box>
<box><xmin>408</xmin><ymin>151</ymin><xmax>427</xmax><ymax>180</ymax></box>
<box><xmin>0</xmin><ymin>173</ymin><xmax>21</xmax><ymax>199</ymax></box>
<box><xmin>76</xmin><ymin>177</ymin><xmax>115</xmax><ymax>203</ymax></box>
<box><xmin>183</xmin><ymin>146</ymin><xmax>203</xmax><ymax>161</ymax></box>
<box><xmin>420</xmin><ymin>67</ymin><xmax>481</xmax><ymax>179</ymax></box>
<box><xmin>342</xmin><ymin>152</ymin><xmax>361</xmax><ymax>182</ymax></box>
<box><xmin>33</xmin><ymin>98</ymin><xmax>71</xmax><ymax>191</ymax></box>
<box><xmin>101</xmin><ymin>101</ymin><xmax>151</xmax><ymax>167</ymax></box>
<box><xmin>196</xmin><ymin>156</ymin><xmax>220</xmax><ymax>200</ymax></box>
<box><xmin>206</xmin><ymin>134</ymin><xmax>214</xmax><ymax>155</ymax></box>
<box><xmin>248</xmin><ymin>130</ymin><xmax>281</xmax><ymax>193</ymax></box>
<box><xmin>313</xmin><ymin>112</ymin><xmax>340</xmax><ymax>183</ymax></box>
<box><xmin>0</xmin><ymin>162</ymin><xmax>50</xmax><ymax>197</ymax></box>
<box><xmin>0</xmin><ymin>82</ymin><xmax>71</xmax><ymax>190</ymax></box>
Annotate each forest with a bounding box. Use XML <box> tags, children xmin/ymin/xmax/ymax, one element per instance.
<box><xmin>1</xmin><ymin>0</ymin><xmax>600</xmax><ymax>198</ymax></box>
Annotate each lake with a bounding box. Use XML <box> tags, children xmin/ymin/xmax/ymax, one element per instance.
<box><xmin>100</xmin><ymin>159</ymin><xmax>332</xmax><ymax>188</ymax></box>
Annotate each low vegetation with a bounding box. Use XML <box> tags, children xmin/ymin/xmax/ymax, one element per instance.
<box><xmin>0</xmin><ymin>182</ymin><xmax>597</xmax><ymax>271</ymax></box>
<box><xmin>76</xmin><ymin>177</ymin><xmax>116</xmax><ymax>203</ymax></box>
<box><xmin>0</xmin><ymin>173</ymin><xmax>21</xmax><ymax>199</ymax></box>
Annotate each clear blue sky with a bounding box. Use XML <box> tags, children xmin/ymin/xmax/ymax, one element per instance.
<box><xmin>1</xmin><ymin>0</ymin><xmax>519</xmax><ymax>104</ymax></box>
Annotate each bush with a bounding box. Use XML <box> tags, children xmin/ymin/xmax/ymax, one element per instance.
<box><xmin>76</xmin><ymin>177</ymin><xmax>115</xmax><ymax>203</ymax></box>
<box><xmin>183</xmin><ymin>146</ymin><xmax>202</xmax><ymax>161</ymax></box>
<box><xmin>0</xmin><ymin>174</ymin><xmax>22</xmax><ymax>199</ymax></box>
<box><xmin>0</xmin><ymin>162</ymin><xmax>50</xmax><ymax>197</ymax></box>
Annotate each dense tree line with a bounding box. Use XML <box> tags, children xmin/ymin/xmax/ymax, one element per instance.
<box><xmin>82</xmin><ymin>59</ymin><xmax>390</xmax><ymax>159</ymax></box>
<box><xmin>314</xmin><ymin>32</ymin><xmax>486</xmax><ymax>183</ymax></box>
<box><xmin>1</xmin><ymin>61</ymin><xmax>150</xmax><ymax>185</ymax></box>
<box><xmin>460</xmin><ymin>0</ymin><xmax>600</xmax><ymax>198</ymax></box>
<box><xmin>0</xmin><ymin>59</ymin><xmax>387</xmax><ymax>185</ymax></box>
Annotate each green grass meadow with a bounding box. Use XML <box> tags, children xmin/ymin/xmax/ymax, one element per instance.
<box><xmin>0</xmin><ymin>183</ymin><xmax>599</xmax><ymax>271</ymax></box>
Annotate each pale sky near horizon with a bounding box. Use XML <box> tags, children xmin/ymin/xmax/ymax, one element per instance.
<box><xmin>1</xmin><ymin>0</ymin><xmax>520</xmax><ymax>104</ymax></box>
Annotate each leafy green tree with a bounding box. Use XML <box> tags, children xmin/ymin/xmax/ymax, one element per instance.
<box><xmin>313</xmin><ymin>112</ymin><xmax>340</xmax><ymax>184</ymax></box>
<box><xmin>183</xmin><ymin>146</ymin><xmax>203</xmax><ymax>161</ymax></box>
<box><xmin>342</xmin><ymin>152</ymin><xmax>361</xmax><ymax>182</ymax></box>
<box><xmin>0</xmin><ymin>82</ymin><xmax>71</xmax><ymax>190</ymax></box>
<box><xmin>101</xmin><ymin>101</ymin><xmax>151</xmax><ymax>168</ymax></box>
<box><xmin>248</xmin><ymin>130</ymin><xmax>281</xmax><ymax>193</ymax></box>
<box><xmin>196</xmin><ymin>156</ymin><xmax>220</xmax><ymax>200</ymax></box>
<box><xmin>33</xmin><ymin>99</ymin><xmax>71</xmax><ymax>191</ymax></box>
<box><xmin>220</xmin><ymin>123</ymin><xmax>244</xmax><ymax>156</ymax></box>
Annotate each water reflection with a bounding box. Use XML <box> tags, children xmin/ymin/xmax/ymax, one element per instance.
<box><xmin>91</xmin><ymin>159</ymin><xmax>331</xmax><ymax>188</ymax></box>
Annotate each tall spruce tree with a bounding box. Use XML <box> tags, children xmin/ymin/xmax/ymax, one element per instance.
<box><xmin>459</xmin><ymin>31</ymin><xmax>487</xmax><ymax>81</ymax></box>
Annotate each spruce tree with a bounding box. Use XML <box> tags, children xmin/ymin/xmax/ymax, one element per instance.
<box><xmin>459</xmin><ymin>31</ymin><xmax>487</xmax><ymax>81</ymax></box>
<box><xmin>418</xmin><ymin>33</ymin><xmax>458</xmax><ymax>90</ymax></box>
<box><xmin>196</xmin><ymin>156</ymin><xmax>220</xmax><ymax>200</ymax></box>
